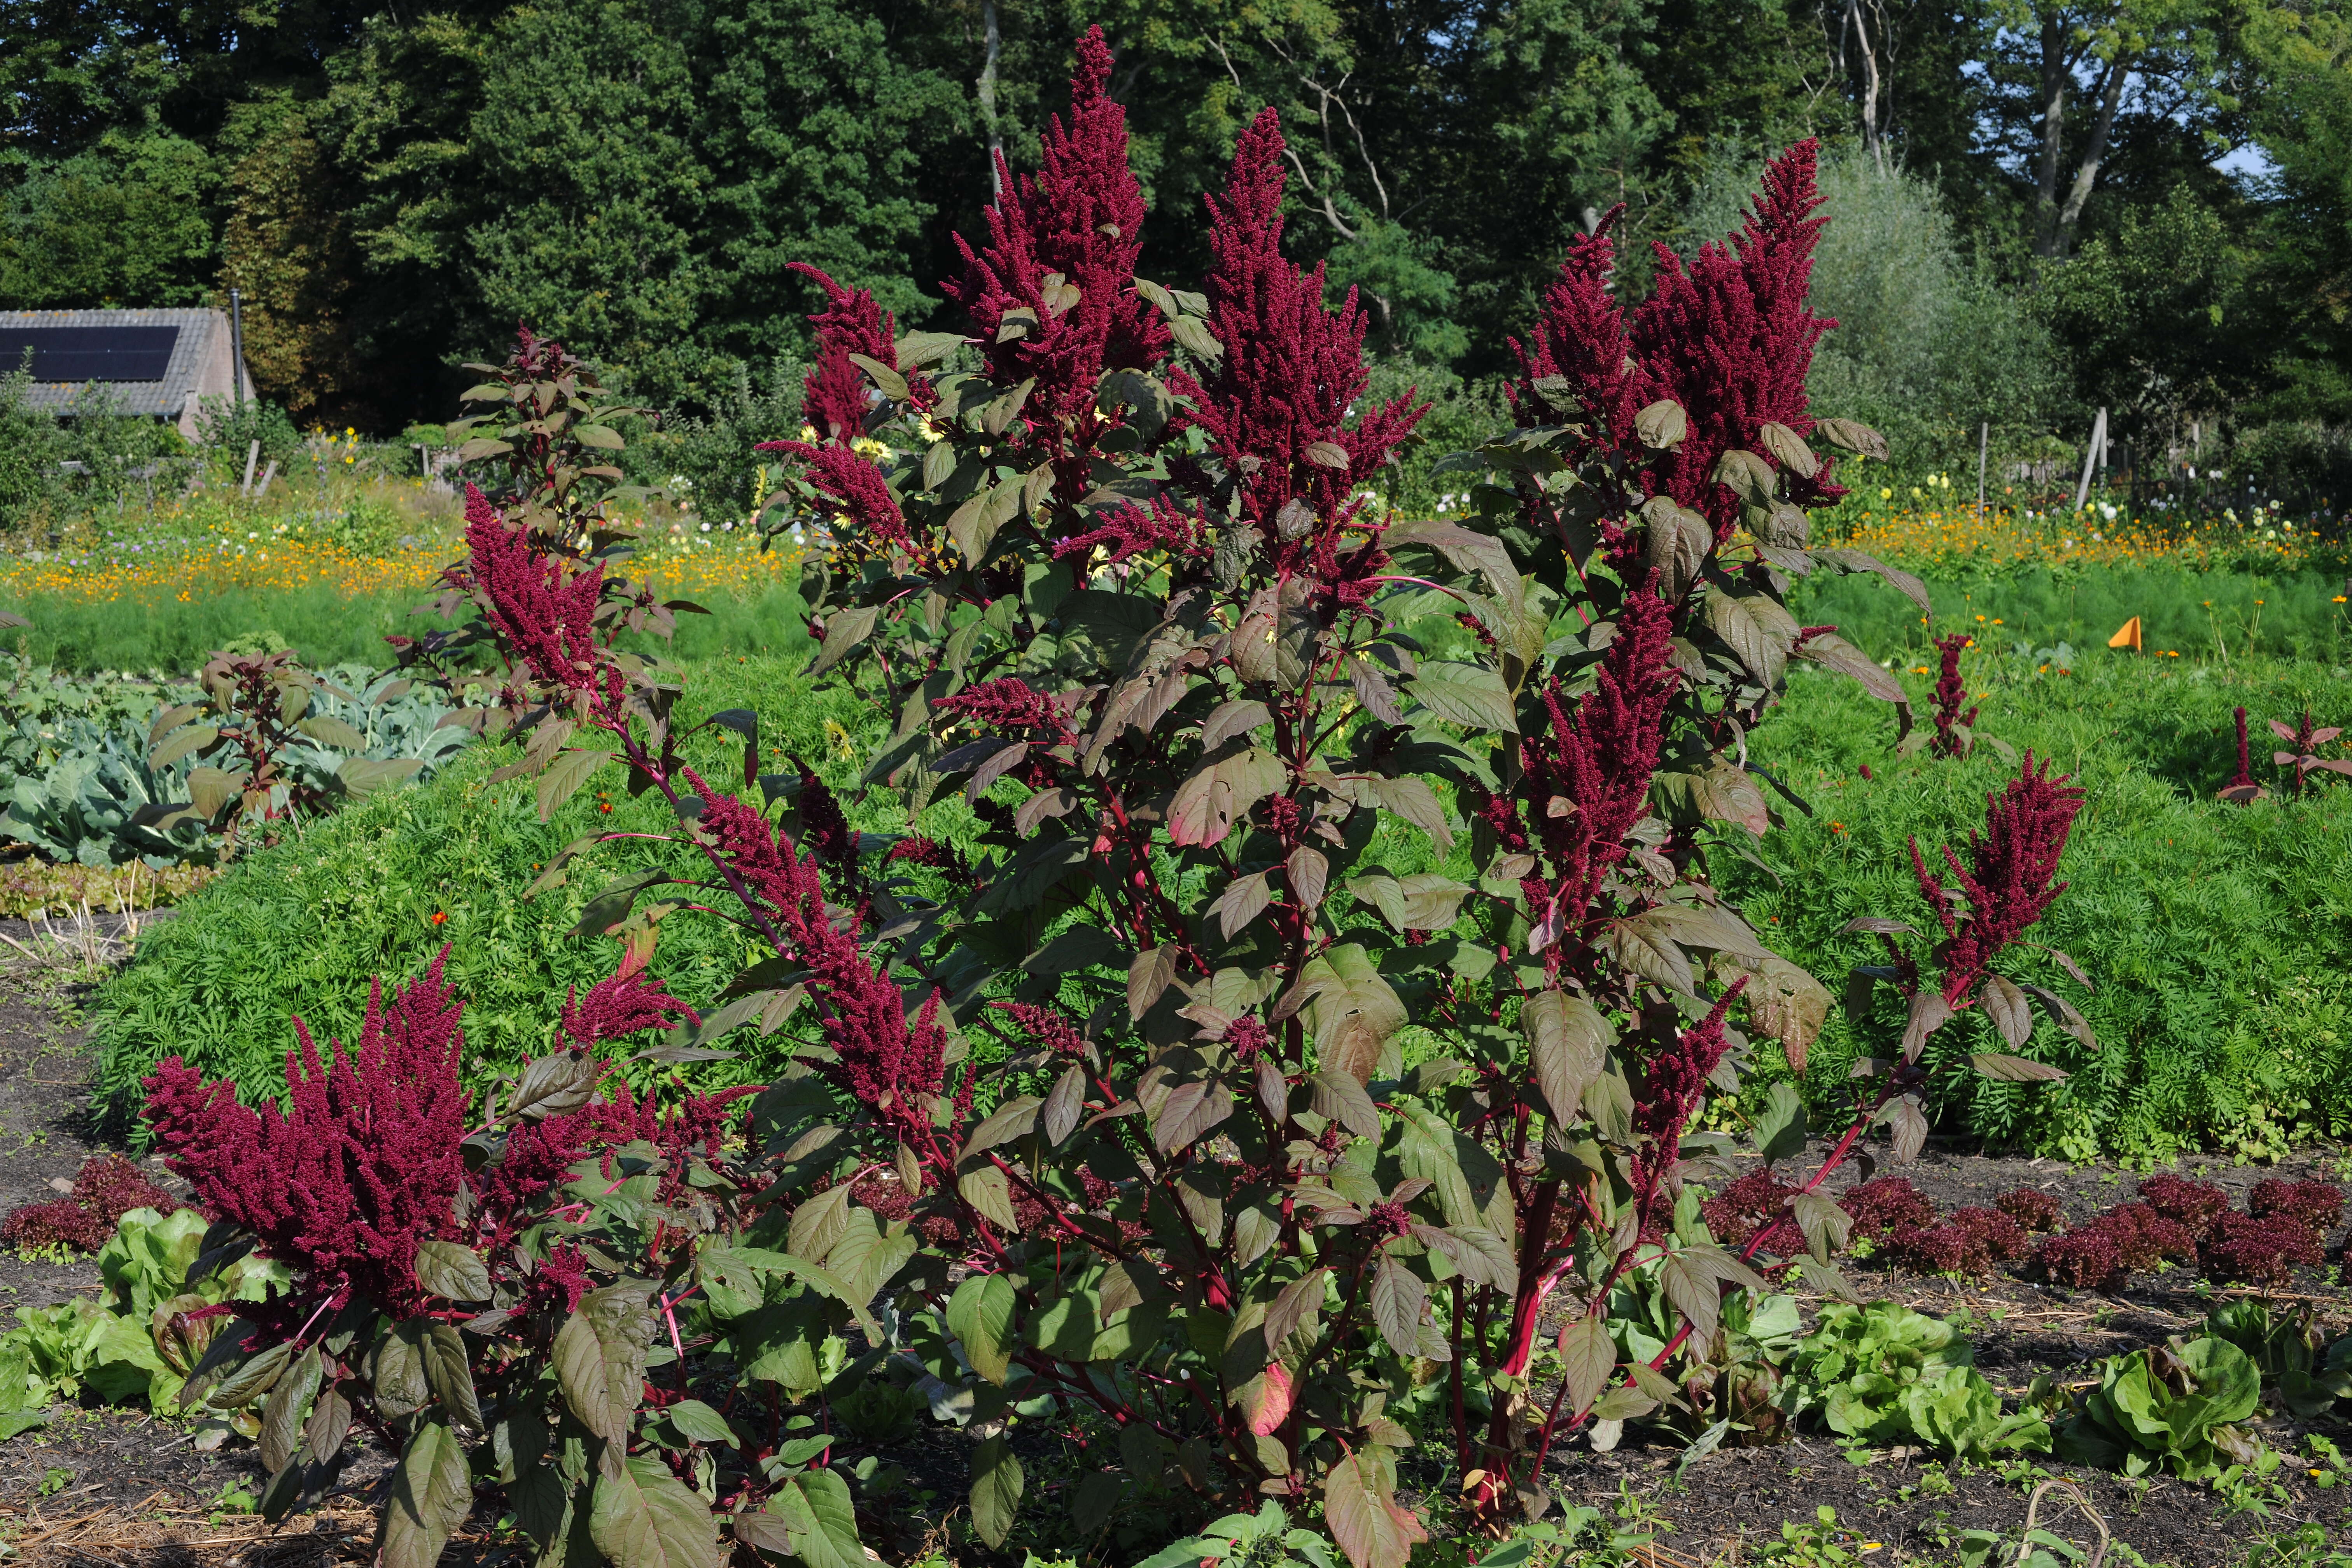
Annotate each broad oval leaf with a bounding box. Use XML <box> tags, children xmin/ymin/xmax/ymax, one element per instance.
<box><xmin>1967</xmin><ymin>1051</ymin><xmax>2068</xmax><ymax>1083</ymax></box>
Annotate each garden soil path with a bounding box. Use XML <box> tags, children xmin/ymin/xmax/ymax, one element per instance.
<box><xmin>0</xmin><ymin>934</ymin><xmax>2346</xmax><ymax>1564</ymax></box>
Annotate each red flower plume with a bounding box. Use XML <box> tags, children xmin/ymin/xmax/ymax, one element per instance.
<box><xmin>1170</xmin><ymin>108</ymin><xmax>1424</xmax><ymax>565</ymax></box>
<box><xmin>944</xmin><ymin>26</ymin><xmax>1169</xmax><ymax>419</ymax></box>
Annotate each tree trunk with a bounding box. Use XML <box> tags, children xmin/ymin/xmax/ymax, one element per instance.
<box><xmin>978</xmin><ymin>0</ymin><xmax>1003</xmax><ymax>199</ymax></box>
<box><xmin>2051</xmin><ymin>61</ymin><xmax>2130</xmax><ymax>258</ymax></box>
<box><xmin>2032</xmin><ymin>14</ymin><xmax>2068</xmax><ymax>257</ymax></box>
<box><xmin>1848</xmin><ymin>0</ymin><xmax>1885</xmax><ymax>175</ymax></box>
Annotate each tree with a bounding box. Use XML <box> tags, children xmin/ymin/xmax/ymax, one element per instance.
<box><xmin>2240</xmin><ymin>0</ymin><xmax>2352</xmax><ymax>421</ymax></box>
<box><xmin>2037</xmin><ymin>183</ymin><xmax>2260</xmax><ymax>439</ymax></box>
<box><xmin>1982</xmin><ymin>0</ymin><xmax>2236</xmax><ymax>259</ymax></box>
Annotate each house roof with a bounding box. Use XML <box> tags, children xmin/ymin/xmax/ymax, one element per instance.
<box><xmin>0</xmin><ymin>308</ymin><xmax>247</xmax><ymax>420</ymax></box>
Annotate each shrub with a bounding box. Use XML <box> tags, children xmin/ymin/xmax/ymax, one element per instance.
<box><xmin>156</xmin><ymin>36</ymin><xmax>2075</xmax><ymax>1567</ymax></box>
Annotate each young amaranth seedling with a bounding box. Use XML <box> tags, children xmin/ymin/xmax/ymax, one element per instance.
<box><xmin>2218</xmin><ymin>705</ymin><xmax>2267</xmax><ymax>803</ymax></box>
<box><xmin>138</xmin><ymin>37</ymin><xmax>2088</xmax><ymax>1568</ymax></box>
<box><xmin>2268</xmin><ymin>709</ymin><xmax>2351</xmax><ymax>796</ymax></box>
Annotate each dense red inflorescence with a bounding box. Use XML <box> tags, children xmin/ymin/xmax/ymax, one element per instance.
<box><xmin>1168</xmin><ymin>107</ymin><xmax>1424</xmax><ymax>587</ymax></box>
<box><xmin>1511</xmin><ymin>141</ymin><xmax>1841</xmax><ymax>547</ymax></box>
<box><xmin>1500</xmin><ymin>588</ymin><xmax>1681</xmax><ymax>964</ymax></box>
<box><xmin>2224</xmin><ymin>706</ymin><xmax>2259</xmax><ymax>793</ymax></box>
<box><xmin>989</xmin><ymin>1001</ymin><xmax>1088</xmax><ymax>1058</ymax></box>
<box><xmin>686</xmin><ymin>769</ymin><xmax>952</xmax><ymax>1140</ymax></box>
<box><xmin>785</xmin><ymin>261</ymin><xmax>932</xmax><ymax>443</ymax></box>
<box><xmin>1051</xmin><ymin>494</ymin><xmax>1206</xmax><ymax>567</ymax></box>
<box><xmin>140</xmin><ymin>953</ymin><xmax>472</xmax><ymax>1317</ymax></box>
<box><xmin>1908</xmin><ymin>753</ymin><xmax>2086</xmax><ymax>1006</ymax></box>
<box><xmin>944</xmin><ymin>26</ymin><xmax>1169</xmax><ymax>420</ymax></box>
<box><xmin>559</xmin><ymin>968</ymin><xmax>700</xmax><ymax>1048</ymax></box>
<box><xmin>1927</xmin><ymin>634</ymin><xmax>1978</xmax><ymax>758</ymax></box>
<box><xmin>933</xmin><ymin>676</ymin><xmax>1079</xmax><ymax>743</ymax></box>
<box><xmin>462</xmin><ymin>485</ymin><xmax>607</xmax><ymax>694</ymax></box>
<box><xmin>1631</xmin><ymin>982</ymin><xmax>1745</xmax><ymax>1218</ymax></box>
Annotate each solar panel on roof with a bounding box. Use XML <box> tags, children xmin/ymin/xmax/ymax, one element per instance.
<box><xmin>0</xmin><ymin>326</ymin><xmax>180</xmax><ymax>383</ymax></box>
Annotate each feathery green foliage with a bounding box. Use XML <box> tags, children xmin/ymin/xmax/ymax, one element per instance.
<box><xmin>88</xmin><ymin>652</ymin><xmax>870</xmax><ymax>1127</ymax></box>
<box><xmin>1740</xmin><ymin>652</ymin><xmax>2352</xmax><ymax>1161</ymax></box>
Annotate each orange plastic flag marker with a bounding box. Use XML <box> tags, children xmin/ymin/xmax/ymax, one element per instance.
<box><xmin>2108</xmin><ymin>616</ymin><xmax>2143</xmax><ymax>651</ymax></box>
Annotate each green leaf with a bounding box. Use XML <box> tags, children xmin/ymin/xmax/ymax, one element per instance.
<box><xmin>591</xmin><ymin>1452</ymin><xmax>719</xmax><ymax>1568</ymax></box>
<box><xmin>1703</xmin><ymin>586</ymin><xmax>1798</xmax><ymax>687</ymax></box>
<box><xmin>1368</xmin><ymin>1255</ymin><xmax>1424</xmax><ymax>1358</ymax></box>
<box><xmin>553</xmin><ymin>1284</ymin><xmax>654</xmax><ymax>1444</ymax></box>
<box><xmin>1558</xmin><ymin>1312</ymin><xmax>1615</xmax><ymax>1418</ymax></box>
<box><xmin>811</xmin><ymin>606</ymin><xmax>880</xmax><ymax>676</ymax></box>
<box><xmin>1323</xmin><ymin>1450</ymin><xmax>1426</xmax><ymax>1568</ymax></box>
<box><xmin>845</xmin><ymin>353</ymin><xmax>910</xmax><ymax>402</ymax></box>
<box><xmin>422</xmin><ymin>1321</ymin><xmax>482</xmax><ymax>1430</ymax></box>
<box><xmin>1365</xmin><ymin>776</ymin><xmax>1452</xmax><ymax>853</ymax></box>
<box><xmin>663</xmin><ymin>1399</ymin><xmax>737</xmax><ymax>1447</ymax></box>
<box><xmin>1966</xmin><ymin>1052</ymin><xmax>2068</xmax><ymax>1083</ymax></box>
<box><xmin>947</xmin><ymin>1273</ymin><xmax>1018</xmax><ymax>1386</ymax></box>
<box><xmin>1408</xmin><ymin>662</ymin><xmax>1516</xmax><ymax>731</ymax></box>
<box><xmin>257</xmin><ymin>1346</ymin><xmax>321</xmax><ymax>1475</ymax></box>
<box><xmin>149</xmin><ymin>724</ymin><xmax>219</xmax><ymax>767</ymax></box>
<box><xmin>574</xmin><ymin>423</ymin><xmax>628</xmax><ymax>450</ymax></box>
<box><xmin>383</xmin><ymin>1419</ymin><xmax>473</xmax><ymax>1568</ymax></box>
<box><xmin>1750</xmin><ymin>1081</ymin><xmax>1808</xmax><ymax>1165</ymax></box>
<box><xmin>295</xmin><ymin>714</ymin><xmax>369</xmax><ymax>752</ymax></box>
<box><xmin>1522</xmin><ymin>990</ymin><xmax>1612</xmax><ymax>1124</ymax></box>
<box><xmin>208</xmin><ymin>1339</ymin><xmax>292</xmax><ymax>1411</ymax></box>
<box><xmin>970</xmin><ymin>1434</ymin><xmax>1025</xmax><ymax>1548</ymax></box>
<box><xmin>537</xmin><ymin>748</ymin><xmax>614</xmax><ymax>822</ymax></box>
<box><xmin>1634</xmin><ymin>399</ymin><xmax>1689</xmax><ymax>449</ymax></box>
<box><xmin>1169</xmin><ymin>314</ymin><xmax>1223</xmax><ymax>361</ymax></box>
<box><xmin>959</xmin><ymin>1164</ymin><xmax>1021</xmax><ymax>1232</ymax></box>
<box><xmin>414</xmin><ymin>1240</ymin><xmax>492</xmax><ymax>1303</ymax></box>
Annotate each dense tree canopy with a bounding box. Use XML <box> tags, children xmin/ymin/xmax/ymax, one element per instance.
<box><xmin>1</xmin><ymin>0</ymin><xmax>2344</xmax><ymax>446</ymax></box>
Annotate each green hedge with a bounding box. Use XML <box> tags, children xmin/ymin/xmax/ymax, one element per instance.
<box><xmin>1738</xmin><ymin>650</ymin><xmax>2352</xmax><ymax>1162</ymax></box>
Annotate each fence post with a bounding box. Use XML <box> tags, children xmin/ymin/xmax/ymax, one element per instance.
<box><xmin>2072</xmin><ymin>407</ymin><xmax>2107</xmax><ymax>512</ymax></box>
<box><xmin>1978</xmin><ymin>421</ymin><xmax>1988</xmax><ymax>517</ymax></box>
<box><xmin>242</xmin><ymin>440</ymin><xmax>260</xmax><ymax>496</ymax></box>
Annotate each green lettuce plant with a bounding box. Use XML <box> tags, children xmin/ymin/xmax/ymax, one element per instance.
<box><xmin>2054</xmin><ymin>1334</ymin><xmax>2264</xmax><ymax>1480</ymax></box>
<box><xmin>1782</xmin><ymin>1301</ymin><xmax>2048</xmax><ymax>1459</ymax></box>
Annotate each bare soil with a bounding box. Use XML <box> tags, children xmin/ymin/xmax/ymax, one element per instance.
<box><xmin>0</xmin><ymin>949</ymin><xmax>2345</xmax><ymax>1565</ymax></box>
<box><xmin>1543</xmin><ymin>1141</ymin><xmax>2352</xmax><ymax>1568</ymax></box>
